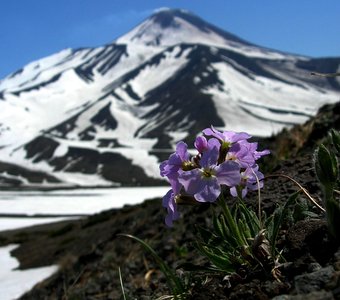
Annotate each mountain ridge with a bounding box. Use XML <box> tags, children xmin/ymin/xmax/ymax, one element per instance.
<box><xmin>116</xmin><ymin>8</ymin><xmax>253</xmax><ymax>47</ymax></box>
<box><xmin>0</xmin><ymin>8</ymin><xmax>339</xmax><ymax>187</ymax></box>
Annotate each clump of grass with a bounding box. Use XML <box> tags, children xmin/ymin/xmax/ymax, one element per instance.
<box><xmin>314</xmin><ymin>129</ymin><xmax>340</xmax><ymax>242</ymax></box>
<box><xmin>118</xmin><ymin>233</ymin><xmax>188</xmax><ymax>299</ymax></box>
<box><xmin>118</xmin><ymin>266</ymin><xmax>127</xmax><ymax>300</ymax></box>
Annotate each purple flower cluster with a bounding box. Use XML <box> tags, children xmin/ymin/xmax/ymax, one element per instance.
<box><xmin>160</xmin><ymin>126</ymin><xmax>270</xmax><ymax>226</ymax></box>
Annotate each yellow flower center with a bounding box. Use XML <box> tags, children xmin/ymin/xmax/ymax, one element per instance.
<box><xmin>202</xmin><ymin>168</ymin><xmax>215</xmax><ymax>178</ymax></box>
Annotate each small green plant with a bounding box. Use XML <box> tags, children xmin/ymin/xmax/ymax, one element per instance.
<box><xmin>118</xmin><ymin>234</ymin><xmax>188</xmax><ymax>299</ymax></box>
<box><xmin>159</xmin><ymin>126</ymin><xmax>290</xmax><ymax>280</ymax></box>
<box><xmin>180</xmin><ymin>189</ymin><xmax>302</xmax><ymax>281</ymax></box>
<box><xmin>314</xmin><ymin>129</ymin><xmax>340</xmax><ymax>242</ymax></box>
<box><xmin>120</xmin><ymin>126</ymin><xmax>329</xmax><ymax>298</ymax></box>
<box><xmin>192</xmin><ymin>194</ymin><xmax>274</xmax><ymax>276</ymax></box>
<box><xmin>118</xmin><ymin>266</ymin><xmax>127</xmax><ymax>300</ymax></box>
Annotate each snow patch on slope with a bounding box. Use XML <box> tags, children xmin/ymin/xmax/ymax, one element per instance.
<box><xmin>129</xmin><ymin>46</ymin><xmax>191</xmax><ymax>98</ymax></box>
<box><xmin>204</xmin><ymin>62</ymin><xmax>340</xmax><ymax>136</ymax></box>
<box><xmin>0</xmin><ymin>48</ymin><xmax>93</xmax><ymax>92</ymax></box>
<box><xmin>0</xmin><ymin>244</ymin><xmax>58</xmax><ymax>300</ymax></box>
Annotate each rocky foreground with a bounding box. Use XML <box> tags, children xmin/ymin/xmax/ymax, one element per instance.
<box><xmin>1</xmin><ymin>103</ymin><xmax>340</xmax><ymax>299</ymax></box>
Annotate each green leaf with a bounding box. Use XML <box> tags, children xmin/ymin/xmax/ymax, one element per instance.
<box><xmin>330</xmin><ymin>129</ymin><xmax>340</xmax><ymax>155</ymax></box>
<box><xmin>267</xmin><ymin>191</ymin><xmax>300</xmax><ymax>257</ymax></box>
<box><xmin>218</xmin><ymin>199</ymin><xmax>247</xmax><ymax>247</ymax></box>
<box><xmin>219</xmin><ymin>214</ymin><xmax>235</xmax><ymax>242</ymax></box>
<box><xmin>195</xmin><ymin>242</ymin><xmax>235</xmax><ymax>272</ymax></box>
<box><xmin>195</xmin><ymin>225</ymin><xmax>222</xmax><ymax>247</ymax></box>
<box><xmin>118</xmin><ymin>267</ymin><xmax>127</xmax><ymax>300</ymax></box>
<box><xmin>314</xmin><ymin>144</ymin><xmax>338</xmax><ymax>187</ymax></box>
<box><xmin>292</xmin><ymin>198</ymin><xmax>319</xmax><ymax>221</ymax></box>
<box><xmin>196</xmin><ymin>225</ymin><xmax>212</xmax><ymax>242</ymax></box>
<box><xmin>213</xmin><ymin>213</ymin><xmax>226</xmax><ymax>238</ymax></box>
<box><xmin>325</xmin><ymin>197</ymin><xmax>340</xmax><ymax>242</ymax></box>
<box><xmin>238</xmin><ymin>218</ymin><xmax>251</xmax><ymax>240</ymax></box>
<box><xmin>118</xmin><ymin>234</ymin><xmax>185</xmax><ymax>296</ymax></box>
<box><xmin>212</xmin><ymin>212</ymin><xmax>238</xmax><ymax>248</ymax></box>
<box><xmin>237</xmin><ymin>201</ymin><xmax>261</xmax><ymax>237</ymax></box>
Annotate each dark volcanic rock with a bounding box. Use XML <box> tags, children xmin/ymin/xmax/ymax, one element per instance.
<box><xmin>0</xmin><ymin>160</ymin><xmax>61</xmax><ymax>185</ymax></box>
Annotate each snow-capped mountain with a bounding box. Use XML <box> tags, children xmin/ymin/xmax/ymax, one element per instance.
<box><xmin>0</xmin><ymin>8</ymin><xmax>339</xmax><ymax>187</ymax></box>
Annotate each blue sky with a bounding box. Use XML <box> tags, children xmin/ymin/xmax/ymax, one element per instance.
<box><xmin>0</xmin><ymin>0</ymin><xmax>339</xmax><ymax>79</ymax></box>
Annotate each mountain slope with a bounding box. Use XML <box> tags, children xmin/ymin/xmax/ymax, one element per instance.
<box><xmin>3</xmin><ymin>103</ymin><xmax>340</xmax><ymax>299</ymax></box>
<box><xmin>0</xmin><ymin>8</ymin><xmax>339</xmax><ymax>187</ymax></box>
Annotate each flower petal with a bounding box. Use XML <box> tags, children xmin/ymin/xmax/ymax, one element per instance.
<box><xmin>200</xmin><ymin>144</ymin><xmax>219</xmax><ymax>168</ymax></box>
<box><xmin>215</xmin><ymin>161</ymin><xmax>241</xmax><ymax>187</ymax></box>
<box><xmin>194</xmin><ymin>136</ymin><xmax>208</xmax><ymax>153</ymax></box>
<box><xmin>159</xmin><ymin>160</ymin><xmax>169</xmax><ymax>177</ymax></box>
<box><xmin>202</xmin><ymin>126</ymin><xmax>224</xmax><ymax>141</ymax></box>
<box><xmin>194</xmin><ymin>178</ymin><xmax>221</xmax><ymax>202</ymax></box>
<box><xmin>224</xmin><ymin>131</ymin><xmax>251</xmax><ymax>143</ymax></box>
<box><xmin>178</xmin><ymin>169</ymin><xmax>202</xmax><ymax>195</ymax></box>
<box><xmin>162</xmin><ymin>189</ymin><xmax>180</xmax><ymax>227</ymax></box>
<box><xmin>176</xmin><ymin>141</ymin><xmax>190</xmax><ymax>161</ymax></box>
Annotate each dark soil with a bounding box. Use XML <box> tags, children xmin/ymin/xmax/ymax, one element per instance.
<box><xmin>1</xmin><ymin>102</ymin><xmax>340</xmax><ymax>299</ymax></box>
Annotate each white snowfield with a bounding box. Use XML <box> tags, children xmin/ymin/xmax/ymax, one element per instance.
<box><xmin>0</xmin><ymin>186</ymin><xmax>169</xmax><ymax>299</ymax></box>
<box><xmin>0</xmin><ymin>244</ymin><xmax>58</xmax><ymax>300</ymax></box>
<box><xmin>0</xmin><ymin>217</ymin><xmax>77</xmax><ymax>232</ymax></box>
<box><xmin>0</xmin><ymin>187</ymin><xmax>169</xmax><ymax>231</ymax></box>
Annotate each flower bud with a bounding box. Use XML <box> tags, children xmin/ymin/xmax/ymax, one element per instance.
<box><xmin>194</xmin><ymin>136</ymin><xmax>208</xmax><ymax>153</ymax></box>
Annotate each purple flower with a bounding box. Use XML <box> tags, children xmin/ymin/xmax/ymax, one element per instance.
<box><xmin>230</xmin><ymin>165</ymin><xmax>264</xmax><ymax>198</ymax></box>
<box><xmin>162</xmin><ymin>189</ymin><xmax>180</xmax><ymax>227</ymax></box>
<box><xmin>159</xmin><ymin>127</ymin><xmax>269</xmax><ymax>227</ymax></box>
<box><xmin>238</xmin><ymin>140</ymin><xmax>270</xmax><ymax>162</ymax></box>
<box><xmin>194</xmin><ymin>136</ymin><xmax>208</xmax><ymax>153</ymax></box>
<box><xmin>203</xmin><ymin>126</ymin><xmax>251</xmax><ymax>146</ymax></box>
<box><xmin>226</xmin><ymin>142</ymin><xmax>256</xmax><ymax>168</ymax></box>
<box><xmin>160</xmin><ymin>141</ymin><xmax>190</xmax><ymax>176</ymax></box>
<box><xmin>160</xmin><ymin>141</ymin><xmax>191</xmax><ymax>191</ymax></box>
<box><xmin>194</xmin><ymin>135</ymin><xmax>221</xmax><ymax>154</ymax></box>
<box><xmin>179</xmin><ymin>144</ymin><xmax>241</xmax><ymax>202</ymax></box>
<box><xmin>254</xmin><ymin>146</ymin><xmax>270</xmax><ymax>160</ymax></box>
